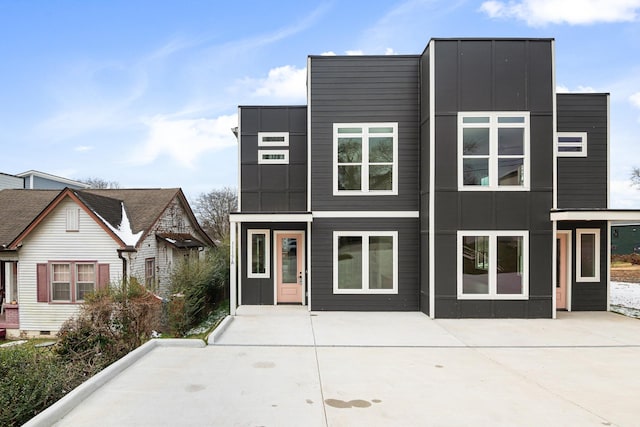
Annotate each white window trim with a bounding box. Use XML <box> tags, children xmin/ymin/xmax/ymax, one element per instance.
<box><xmin>458</xmin><ymin>112</ymin><xmax>530</xmax><ymax>191</ymax></box>
<box><xmin>75</xmin><ymin>263</ymin><xmax>96</xmax><ymax>302</ymax></box>
<box><xmin>557</xmin><ymin>132</ymin><xmax>587</xmax><ymax>157</ymax></box>
<box><xmin>457</xmin><ymin>230</ymin><xmax>529</xmax><ymax>300</ymax></box>
<box><xmin>258</xmin><ymin>149</ymin><xmax>289</xmax><ymax>165</ymax></box>
<box><xmin>576</xmin><ymin>228</ymin><xmax>600</xmax><ymax>282</ymax></box>
<box><xmin>258</xmin><ymin>132</ymin><xmax>289</xmax><ymax>147</ymax></box>
<box><xmin>247</xmin><ymin>229</ymin><xmax>270</xmax><ymax>279</ymax></box>
<box><xmin>333</xmin><ymin>122</ymin><xmax>398</xmax><ymax>196</ymax></box>
<box><xmin>333</xmin><ymin>231</ymin><xmax>398</xmax><ymax>294</ymax></box>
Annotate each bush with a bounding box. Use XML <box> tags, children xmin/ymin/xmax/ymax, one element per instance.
<box><xmin>168</xmin><ymin>246</ymin><xmax>229</xmax><ymax>336</ymax></box>
<box><xmin>0</xmin><ymin>345</ymin><xmax>72</xmax><ymax>427</ymax></box>
<box><xmin>612</xmin><ymin>253</ymin><xmax>640</xmax><ymax>265</ymax></box>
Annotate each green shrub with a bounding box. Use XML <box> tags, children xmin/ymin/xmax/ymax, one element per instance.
<box><xmin>168</xmin><ymin>246</ymin><xmax>229</xmax><ymax>336</ymax></box>
<box><xmin>0</xmin><ymin>345</ymin><xmax>72</xmax><ymax>427</ymax></box>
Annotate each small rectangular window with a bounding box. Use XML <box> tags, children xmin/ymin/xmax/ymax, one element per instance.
<box><xmin>557</xmin><ymin>132</ymin><xmax>587</xmax><ymax>157</ymax></box>
<box><xmin>248</xmin><ymin>230</ymin><xmax>270</xmax><ymax>278</ymax></box>
<box><xmin>258</xmin><ymin>150</ymin><xmax>289</xmax><ymax>164</ymax></box>
<box><xmin>576</xmin><ymin>229</ymin><xmax>600</xmax><ymax>282</ymax></box>
<box><xmin>258</xmin><ymin>132</ymin><xmax>289</xmax><ymax>147</ymax></box>
<box><xmin>333</xmin><ymin>231</ymin><xmax>397</xmax><ymax>294</ymax></box>
<box><xmin>66</xmin><ymin>208</ymin><xmax>79</xmax><ymax>231</ymax></box>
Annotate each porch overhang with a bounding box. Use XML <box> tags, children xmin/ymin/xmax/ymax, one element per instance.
<box><xmin>550</xmin><ymin>209</ymin><xmax>640</xmax><ymax>222</ymax></box>
<box><xmin>229</xmin><ymin>212</ymin><xmax>313</xmax><ymax>223</ymax></box>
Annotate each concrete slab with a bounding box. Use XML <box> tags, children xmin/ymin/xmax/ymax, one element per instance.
<box><xmin>40</xmin><ymin>310</ymin><xmax>640</xmax><ymax>427</ymax></box>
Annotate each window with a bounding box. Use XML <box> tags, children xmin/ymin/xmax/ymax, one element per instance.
<box><xmin>145</xmin><ymin>258</ymin><xmax>156</xmax><ymax>288</ymax></box>
<box><xmin>458</xmin><ymin>112</ymin><xmax>530</xmax><ymax>190</ymax></box>
<box><xmin>258</xmin><ymin>149</ymin><xmax>289</xmax><ymax>165</ymax></box>
<box><xmin>248</xmin><ymin>230</ymin><xmax>270</xmax><ymax>278</ymax></box>
<box><xmin>38</xmin><ymin>262</ymin><xmax>108</xmax><ymax>303</ymax></box>
<box><xmin>66</xmin><ymin>208</ymin><xmax>79</xmax><ymax>231</ymax></box>
<box><xmin>258</xmin><ymin>132</ymin><xmax>289</xmax><ymax>147</ymax></box>
<box><xmin>576</xmin><ymin>229</ymin><xmax>600</xmax><ymax>282</ymax></box>
<box><xmin>458</xmin><ymin>231</ymin><xmax>529</xmax><ymax>299</ymax></box>
<box><xmin>333</xmin><ymin>123</ymin><xmax>398</xmax><ymax>195</ymax></box>
<box><xmin>51</xmin><ymin>263</ymin><xmax>72</xmax><ymax>302</ymax></box>
<box><xmin>333</xmin><ymin>231</ymin><xmax>398</xmax><ymax>294</ymax></box>
<box><xmin>557</xmin><ymin>132</ymin><xmax>587</xmax><ymax>157</ymax></box>
<box><xmin>75</xmin><ymin>263</ymin><xmax>96</xmax><ymax>301</ymax></box>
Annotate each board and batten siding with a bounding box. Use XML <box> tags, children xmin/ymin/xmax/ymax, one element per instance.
<box><xmin>17</xmin><ymin>197</ymin><xmax>122</xmax><ymax>333</ymax></box>
<box><xmin>309</xmin><ymin>55</ymin><xmax>421</xmax><ymax>212</ymax></box>
<box><xmin>556</xmin><ymin>93</ymin><xmax>609</xmax><ymax>209</ymax></box>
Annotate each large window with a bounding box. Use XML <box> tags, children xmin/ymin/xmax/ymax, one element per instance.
<box><xmin>576</xmin><ymin>229</ymin><xmax>600</xmax><ymax>282</ymax></box>
<box><xmin>458</xmin><ymin>231</ymin><xmax>529</xmax><ymax>299</ymax></box>
<box><xmin>333</xmin><ymin>231</ymin><xmax>397</xmax><ymax>294</ymax></box>
<box><xmin>458</xmin><ymin>112</ymin><xmax>530</xmax><ymax>190</ymax></box>
<box><xmin>248</xmin><ymin>229</ymin><xmax>270</xmax><ymax>278</ymax></box>
<box><xmin>51</xmin><ymin>262</ymin><xmax>96</xmax><ymax>302</ymax></box>
<box><xmin>334</xmin><ymin>123</ymin><xmax>398</xmax><ymax>195</ymax></box>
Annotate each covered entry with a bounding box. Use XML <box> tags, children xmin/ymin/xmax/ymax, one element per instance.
<box><xmin>229</xmin><ymin>213</ymin><xmax>312</xmax><ymax>315</ymax></box>
<box><xmin>552</xmin><ymin>209</ymin><xmax>640</xmax><ymax>315</ymax></box>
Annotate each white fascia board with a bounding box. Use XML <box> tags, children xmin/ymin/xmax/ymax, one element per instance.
<box><xmin>229</xmin><ymin>213</ymin><xmax>313</xmax><ymax>223</ymax></box>
<box><xmin>550</xmin><ymin>210</ymin><xmax>640</xmax><ymax>222</ymax></box>
<box><xmin>313</xmin><ymin>211</ymin><xmax>420</xmax><ymax>218</ymax></box>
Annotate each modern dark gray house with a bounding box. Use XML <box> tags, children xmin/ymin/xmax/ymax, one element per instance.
<box><xmin>229</xmin><ymin>38</ymin><xmax>630</xmax><ymax>319</ymax></box>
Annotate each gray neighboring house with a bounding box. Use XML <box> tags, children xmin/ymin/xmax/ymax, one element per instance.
<box><xmin>0</xmin><ymin>170</ymin><xmax>90</xmax><ymax>190</ymax></box>
<box><xmin>229</xmin><ymin>37</ymin><xmax>640</xmax><ymax>319</ymax></box>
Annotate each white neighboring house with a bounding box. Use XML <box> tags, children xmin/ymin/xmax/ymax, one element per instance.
<box><xmin>0</xmin><ymin>187</ymin><xmax>214</xmax><ymax>338</ymax></box>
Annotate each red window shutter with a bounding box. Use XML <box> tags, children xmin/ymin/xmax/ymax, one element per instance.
<box><xmin>37</xmin><ymin>263</ymin><xmax>48</xmax><ymax>302</ymax></box>
<box><xmin>98</xmin><ymin>264</ymin><xmax>110</xmax><ymax>290</ymax></box>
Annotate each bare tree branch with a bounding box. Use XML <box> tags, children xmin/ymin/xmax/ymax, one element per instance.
<box><xmin>192</xmin><ymin>187</ymin><xmax>237</xmax><ymax>242</ymax></box>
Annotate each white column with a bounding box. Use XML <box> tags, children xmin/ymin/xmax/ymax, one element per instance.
<box><xmin>229</xmin><ymin>220</ymin><xmax>237</xmax><ymax>316</ymax></box>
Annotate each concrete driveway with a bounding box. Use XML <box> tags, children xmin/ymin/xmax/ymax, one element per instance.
<box><xmin>38</xmin><ymin>307</ymin><xmax>640</xmax><ymax>426</ymax></box>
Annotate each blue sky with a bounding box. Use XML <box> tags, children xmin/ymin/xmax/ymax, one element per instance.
<box><xmin>2</xmin><ymin>0</ymin><xmax>640</xmax><ymax>206</ymax></box>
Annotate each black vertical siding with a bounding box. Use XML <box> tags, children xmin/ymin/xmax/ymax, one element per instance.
<box><xmin>431</xmin><ymin>39</ymin><xmax>555</xmax><ymax>318</ymax></box>
<box><xmin>240</xmin><ymin>106</ymin><xmax>307</xmax><ymax>212</ymax></box>
<box><xmin>557</xmin><ymin>94</ymin><xmax>609</xmax><ymax>209</ymax></box>
<box><xmin>310</xmin><ymin>218</ymin><xmax>420</xmax><ymax>311</ymax></box>
<box><xmin>557</xmin><ymin>221</ymin><xmax>608</xmax><ymax>311</ymax></box>
<box><xmin>309</xmin><ymin>56</ymin><xmax>421</xmax><ymax>211</ymax></box>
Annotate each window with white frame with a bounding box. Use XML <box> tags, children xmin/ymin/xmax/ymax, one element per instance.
<box><xmin>458</xmin><ymin>112</ymin><xmax>530</xmax><ymax>190</ymax></box>
<box><xmin>75</xmin><ymin>263</ymin><xmax>96</xmax><ymax>301</ymax></box>
<box><xmin>333</xmin><ymin>231</ymin><xmax>397</xmax><ymax>294</ymax></box>
<box><xmin>557</xmin><ymin>132</ymin><xmax>587</xmax><ymax>157</ymax></box>
<box><xmin>248</xmin><ymin>230</ymin><xmax>270</xmax><ymax>278</ymax></box>
<box><xmin>334</xmin><ymin>123</ymin><xmax>398</xmax><ymax>195</ymax></box>
<box><xmin>576</xmin><ymin>229</ymin><xmax>600</xmax><ymax>282</ymax></box>
<box><xmin>258</xmin><ymin>132</ymin><xmax>289</xmax><ymax>147</ymax></box>
<box><xmin>458</xmin><ymin>231</ymin><xmax>529</xmax><ymax>299</ymax></box>
<box><xmin>258</xmin><ymin>149</ymin><xmax>289</xmax><ymax>164</ymax></box>
<box><xmin>50</xmin><ymin>262</ymin><xmax>96</xmax><ymax>302</ymax></box>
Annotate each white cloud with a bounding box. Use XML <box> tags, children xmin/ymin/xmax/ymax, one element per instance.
<box><xmin>630</xmin><ymin>92</ymin><xmax>640</xmax><ymax>108</ymax></box>
<box><xmin>611</xmin><ymin>179</ymin><xmax>640</xmax><ymax>208</ymax></box>
<box><xmin>385</xmin><ymin>48</ymin><xmax>397</xmax><ymax>55</ymax></box>
<box><xmin>321</xmin><ymin>51</ymin><xmax>337</xmax><ymax>56</ymax></box>
<box><xmin>345</xmin><ymin>50</ymin><xmax>364</xmax><ymax>56</ymax></box>
<box><xmin>131</xmin><ymin>114</ymin><xmax>238</xmax><ymax>168</ymax></box>
<box><xmin>480</xmin><ymin>0</ymin><xmax>640</xmax><ymax>26</ymax></box>
<box><xmin>250</xmin><ymin>65</ymin><xmax>307</xmax><ymax>100</ymax></box>
<box><xmin>556</xmin><ymin>84</ymin><xmax>598</xmax><ymax>93</ymax></box>
<box><xmin>75</xmin><ymin>145</ymin><xmax>93</xmax><ymax>152</ymax></box>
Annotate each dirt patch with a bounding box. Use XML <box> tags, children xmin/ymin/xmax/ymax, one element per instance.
<box><xmin>611</xmin><ymin>265</ymin><xmax>640</xmax><ymax>283</ymax></box>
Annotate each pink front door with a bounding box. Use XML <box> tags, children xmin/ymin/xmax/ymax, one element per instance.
<box><xmin>276</xmin><ymin>232</ymin><xmax>304</xmax><ymax>304</ymax></box>
<box><xmin>556</xmin><ymin>233</ymin><xmax>568</xmax><ymax>310</ymax></box>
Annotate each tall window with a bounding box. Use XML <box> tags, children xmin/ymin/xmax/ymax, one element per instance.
<box><xmin>458</xmin><ymin>112</ymin><xmax>530</xmax><ymax>190</ymax></box>
<box><xmin>51</xmin><ymin>263</ymin><xmax>72</xmax><ymax>302</ymax></box>
<box><xmin>334</xmin><ymin>123</ymin><xmax>398</xmax><ymax>195</ymax></box>
<box><xmin>576</xmin><ymin>229</ymin><xmax>600</xmax><ymax>282</ymax></box>
<box><xmin>248</xmin><ymin>230</ymin><xmax>270</xmax><ymax>278</ymax></box>
<box><xmin>458</xmin><ymin>231</ymin><xmax>528</xmax><ymax>299</ymax></box>
<box><xmin>333</xmin><ymin>231</ymin><xmax>397</xmax><ymax>294</ymax></box>
<box><xmin>75</xmin><ymin>263</ymin><xmax>96</xmax><ymax>301</ymax></box>
<box><xmin>145</xmin><ymin>258</ymin><xmax>156</xmax><ymax>289</ymax></box>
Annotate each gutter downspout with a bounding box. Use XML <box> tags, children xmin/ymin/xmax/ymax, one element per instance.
<box><xmin>117</xmin><ymin>246</ymin><xmax>137</xmax><ymax>294</ymax></box>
